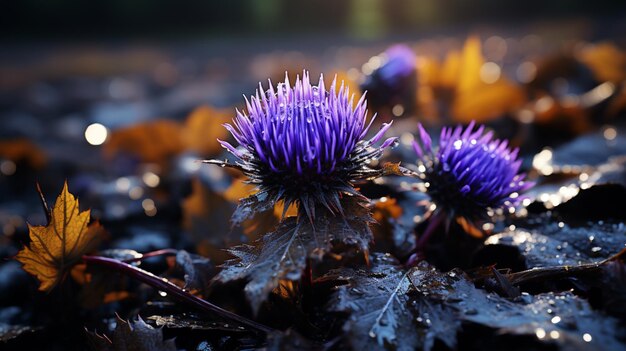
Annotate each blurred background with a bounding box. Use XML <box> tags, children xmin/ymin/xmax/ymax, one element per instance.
<box><xmin>2</xmin><ymin>3</ymin><xmax>626</xmax><ymax>349</ymax></box>
<box><xmin>1</xmin><ymin>0</ymin><xmax>626</xmax><ymax>263</ymax></box>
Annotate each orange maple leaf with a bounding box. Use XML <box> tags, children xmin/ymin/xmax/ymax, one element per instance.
<box><xmin>15</xmin><ymin>182</ymin><xmax>105</xmax><ymax>291</ymax></box>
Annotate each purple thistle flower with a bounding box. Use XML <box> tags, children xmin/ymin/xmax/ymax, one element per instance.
<box><xmin>413</xmin><ymin>121</ymin><xmax>533</xmax><ymax>221</ymax></box>
<box><xmin>360</xmin><ymin>44</ymin><xmax>417</xmax><ymax>115</ymax></box>
<box><xmin>378</xmin><ymin>44</ymin><xmax>416</xmax><ymax>85</ymax></box>
<box><xmin>209</xmin><ymin>71</ymin><xmax>397</xmax><ymax>222</ymax></box>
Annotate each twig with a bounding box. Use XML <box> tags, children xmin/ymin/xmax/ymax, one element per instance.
<box><xmin>506</xmin><ymin>248</ymin><xmax>626</xmax><ymax>286</ymax></box>
<box><xmin>35</xmin><ymin>182</ymin><xmax>51</xmax><ymax>223</ymax></box>
<box><xmin>82</xmin><ymin>255</ymin><xmax>274</xmax><ymax>335</ymax></box>
<box><xmin>122</xmin><ymin>249</ymin><xmax>179</xmax><ymax>263</ymax></box>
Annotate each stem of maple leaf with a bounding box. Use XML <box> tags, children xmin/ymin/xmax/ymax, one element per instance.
<box><xmin>82</xmin><ymin>255</ymin><xmax>274</xmax><ymax>334</ymax></box>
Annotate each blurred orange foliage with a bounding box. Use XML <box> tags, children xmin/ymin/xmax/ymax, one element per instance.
<box><xmin>417</xmin><ymin>36</ymin><xmax>526</xmax><ymax>123</ymax></box>
<box><xmin>0</xmin><ymin>138</ymin><xmax>47</xmax><ymax>169</ymax></box>
<box><xmin>103</xmin><ymin>105</ymin><xmax>234</xmax><ymax>168</ymax></box>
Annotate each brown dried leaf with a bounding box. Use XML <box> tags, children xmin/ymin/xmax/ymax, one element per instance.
<box><xmin>103</xmin><ymin>119</ymin><xmax>184</xmax><ymax>166</ymax></box>
<box><xmin>425</xmin><ymin>36</ymin><xmax>526</xmax><ymax>123</ymax></box>
<box><xmin>182</xmin><ymin>178</ymin><xmax>238</xmax><ymax>263</ymax></box>
<box><xmin>578</xmin><ymin>42</ymin><xmax>626</xmax><ymax>83</ymax></box>
<box><xmin>15</xmin><ymin>182</ymin><xmax>106</xmax><ymax>291</ymax></box>
<box><xmin>182</xmin><ymin>105</ymin><xmax>232</xmax><ymax>156</ymax></box>
<box><xmin>0</xmin><ymin>138</ymin><xmax>47</xmax><ymax>169</ymax></box>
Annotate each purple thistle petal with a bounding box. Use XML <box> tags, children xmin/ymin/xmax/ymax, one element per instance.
<box><xmin>370</xmin><ymin>121</ymin><xmax>394</xmax><ymax>144</ymax></box>
<box><xmin>218</xmin><ymin>139</ymin><xmax>244</xmax><ymax>159</ymax></box>
<box><xmin>413</xmin><ymin>140</ymin><xmax>424</xmax><ymax>158</ymax></box>
<box><xmin>381</xmin><ymin>137</ymin><xmax>398</xmax><ymax>149</ymax></box>
<box><xmin>417</xmin><ymin>123</ymin><xmax>432</xmax><ymax>153</ymax></box>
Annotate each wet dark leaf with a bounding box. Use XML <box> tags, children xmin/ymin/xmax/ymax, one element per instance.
<box><xmin>88</xmin><ymin>315</ymin><xmax>177</xmax><ymax>351</ymax></box>
<box><xmin>148</xmin><ymin>314</ymin><xmax>246</xmax><ymax>333</ymax></box>
<box><xmin>216</xmin><ymin>197</ymin><xmax>373</xmax><ymax>314</ymax></box>
<box><xmin>0</xmin><ymin>323</ymin><xmax>40</xmax><ymax>342</ymax></box>
<box><xmin>174</xmin><ymin>250</ymin><xmax>214</xmax><ymax>295</ymax></box>
<box><xmin>265</xmin><ymin>329</ymin><xmax>324</xmax><ymax>351</ymax></box>
<box><xmin>409</xmin><ymin>262</ymin><xmax>626</xmax><ymax>351</ymax></box>
<box><xmin>548</xmin><ymin>128</ymin><xmax>626</xmax><ymax>168</ymax></box>
<box><xmin>483</xmin><ymin>220</ymin><xmax>626</xmax><ymax>268</ymax></box>
<box><xmin>329</xmin><ymin>255</ymin><xmax>626</xmax><ymax>351</ymax></box>
<box><xmin>555</xmin><ymin>183</ymin><xmax>626</xmax><ymax>222</ymax></box>
<box><xmin>231</xmin><ymin>190</ymin><xmax>280</xmax><ymax>228</ymax></box>
<box><xmin>328</xmin><ymin>253</ymin><xmax>420</xmax><ymax>351</ymax></box>
<box><xmin>593</xmin><ymin>261</ymin><xmax>626</xmax><ymax>318</ymax></box>
<box><xmin>370</xmin><ymin>183</ymin><xmax>427</xmax><ymax>259</ymax></box>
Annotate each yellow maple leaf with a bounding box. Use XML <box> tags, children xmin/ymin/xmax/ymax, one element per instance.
<box><xmin>15</xmin><ymin>182</ymin><xmax>105</xmax><ymax>291</ymax></box>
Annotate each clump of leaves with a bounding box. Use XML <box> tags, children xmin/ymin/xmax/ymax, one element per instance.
<box><xmin>328</xmin><ymin>253</ymin><xmax>626</xmax><ymax>351</ymax></box>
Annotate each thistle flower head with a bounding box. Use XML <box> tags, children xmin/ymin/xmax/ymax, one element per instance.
<box><xmin>377</xmin><ymin>44</ymin><xmax>416</xmax><ymax>85</ymax></box>
<box><xmin>360</xmin><ymin>44</ymin><xmax>417</xmax><ymax>113</ymax></box>
<box><xmin>413</xmin><ymin>121</ymin><xmax>533</xmax><ymax>221</ymax></box>
<box><xmin>214</xmin><ymin>71</ymin><xmax>397</xmax><ymax>220</ymax></box>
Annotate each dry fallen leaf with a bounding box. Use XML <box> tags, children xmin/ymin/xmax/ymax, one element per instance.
<box><xmin>418</xmin><ymin>36</ymin><xmax>526</xmax><ymax>123</ymax></box>
<box><xmin>103</xmin><ymin>106</ymin><xmax>236</xmax><ymax>168</ymax></box>
<box><xmin>578</xmin><ymin>42</ymin><xmax>626</xmax><ymax>83</ymax></box>
<box><xmin>103</xmin><ymin>119</ymin><xmax>185</xmax><ymax>167</ymax></box>
<box><xmin>331</xmin><ymin>70</ymin><xmax>362</xmax><ymax>98</ymax></box>
<box><xmin>15</xmin><ymin>182</ymin><xmax>106</xmax><ymax>291</ymax></box>
<box><xmin>182</xmin><ymin>105</ymin><xmax>232</xmax><ymax>157</ymax></box>
<box><xmin>182</xmin><ymin>178</ymin><xmax>240</xmax><ymax>263</ymax></box>
<box><xmin>0</xmin><ymin>138</ymin><xmax>47</xmax><ymax>169</ymax></box>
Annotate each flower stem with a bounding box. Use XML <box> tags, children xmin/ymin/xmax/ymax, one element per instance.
<box><xmin>82</xmin><ymin>255</ymin><xmax>274</xmax><ymax>334</ymax></box>
<box><xmin>415</xmin><ymin>211</ymin><xmax>445</xmax><ymax>250</ymax></box>
<box><xmin>123</xmin><ymin>248</ymin><xmax>179</xmax><ymax>263</ymax></box>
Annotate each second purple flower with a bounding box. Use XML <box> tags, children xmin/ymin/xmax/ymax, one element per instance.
<box><xmin>413</xmin><ymin>121</ymin><xmax>533</xmax><ymax>222</ymax></box>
